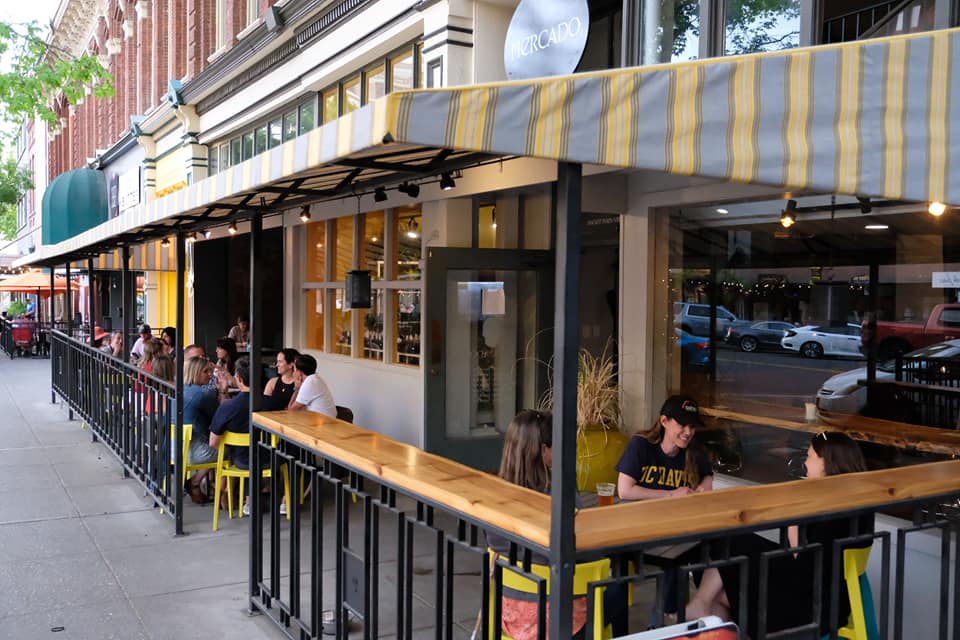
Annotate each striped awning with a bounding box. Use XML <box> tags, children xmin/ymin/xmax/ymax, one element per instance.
<box><xmin>24</xmin><ymin>27</ymin><xmax>960</xmax><ymax>266</ymax></box>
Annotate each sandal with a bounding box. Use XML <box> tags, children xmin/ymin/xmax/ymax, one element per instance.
<box><xmin>189</xmin><ymin>483</ymin><xmax>207</xmax><ymax>504</ymax></box>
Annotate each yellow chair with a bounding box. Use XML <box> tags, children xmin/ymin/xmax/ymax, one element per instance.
<box><xmin>488</xmin><ymin>551</ymin><xmax>613</xmax><ymax>640</ymax></box>
<box><xmin>212</xmin><ymin>431</ymin><xmax>291</xmax><ymax>531</ymax></box>
<box><xmin>837</xmin><ymin>546</ymin><xmax>879</xmax><ymax>640</ymax></box>
<box><xmin>170</xmin><ymin>423</ymin><xmax>218</xmax><ymax>484</ymax></box>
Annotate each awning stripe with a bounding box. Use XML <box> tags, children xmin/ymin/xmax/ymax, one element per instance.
<box><xmin>26</xmin><ymin>28</ymin><xmax>960</xmax><ymax>267</ymax></box>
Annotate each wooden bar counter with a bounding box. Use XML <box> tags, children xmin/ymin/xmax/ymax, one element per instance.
<box><xmin>255</xmin><ymin>411</ymin><xmax>960</xmax><ymax>554</ymax></box>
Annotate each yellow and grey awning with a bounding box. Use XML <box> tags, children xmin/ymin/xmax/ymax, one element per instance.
<box><xmin>25</xmin><ymin>27</ymin><xmax>960</xmax><ymax>266</ymax></box>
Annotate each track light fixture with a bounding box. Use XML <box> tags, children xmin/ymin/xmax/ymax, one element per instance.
<box><xmin>203</xmin><ymin>229</ymin><xmax>212</xmax><ymax>239</ymax></box>
<box><xmin>929</xmin><ymin>201</ymin><xmax>947</xmax><ymax>216</ymax></box>
<box><xmin>374</xmin><ymin>187</ymin><xmax>388</xmax><ymax>202</ymax></box>
<box><xmin>160</xmin><ymin>237</ymin><xmax>170</xmax><ymax>247</ymax></box>
<box><xmin>780</xmin><ymin>199</ymin><xmax>797</xmax><ymax>228</ymax></box>
<box><xmin>406</xmin><ymin>218</ymin><xmax>419</xmax><ymax>239</ymax></box>
<box><xmin>856</xmin><ymin>197</ymin><xmax>872</xmax><ymax>213</ymax></box>
<box><xmin>300</xmin><ymin>205</ymin><xmax>311</xmax><ymax>222</ymax></box>
<box><xmin>439</xmin><ymin>172</ymin><xmax>456</xmax><ymax>191</ymax></box>
<box><xmin>491</xmin><ymin>207</ymin><xmax>497</xmax><ymax>229</ymax></box>
<box><xmin>228</xmin><ymin>222</ymin><xmax>238</xmax><ymax>235</ymax></box>
<box><xmin>398</xmin><ymin>182</ymin><xmax>420</xmax><ymax>198</ymax></box>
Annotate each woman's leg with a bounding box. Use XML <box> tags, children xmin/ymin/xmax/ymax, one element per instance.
<box><xmin>686</xmin><ymin>568</ymin><xmax>730</xmax><ymax>620</ymax></box>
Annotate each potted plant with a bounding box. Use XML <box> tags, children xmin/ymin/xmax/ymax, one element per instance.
<box><xmin>538</xmin><ymin>341</ymin><xmax>629</xmax><ymax>491</ymax></box>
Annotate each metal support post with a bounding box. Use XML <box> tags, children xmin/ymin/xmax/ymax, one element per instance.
<box><xmin>87</xmin><ymin>258</ymin><xmax>95</xmax><ymax>345</ymax></box>
<box><xmin>866</xmin><ymin>262</ymin><xmax>880</xmax><ymax>408</ymax></box>
<box><xmin>50</xmin><ymin>268</ymin><xmax>56</xmax><ymax>404</ymax></box>
<box><xmin>549</xmin><ymin>162</ymin><xmax>582</xmax><ymax>639</ymax></box>
<box><xmin>65</xmin><ymin>262</ymin><xmax>73</xmax><ymax>421</ymax></box>
<box><xmin>249</xmin><ymin>212</ymin><xmax>264</xmax><ymax>610</ymax></box>
<box><xmin>174</xmin><ymin>232</ymin><xmax>186</xmax><ymax>535</ymax></box>
<box><xmin>121</xmin><ymin>246</ymin><xmax>131</xmax><ymax>476</ymax></box>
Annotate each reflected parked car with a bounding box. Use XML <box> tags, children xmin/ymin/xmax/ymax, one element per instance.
<box><xmin>725</xmin><ymin>320</ymin><xmax>796</xmax><ymax>352</ymax></box>
<box><xmin>781</xmin><ymin>323</ymin><xmax>862</xmax><ymax>358</ymax></box>
<box><xmin>816</xmin><ymin>339</ymin><xmax>960</xmax><ymax>414</ymax></box>
<box><xmin>675</xmin><ymin>327</ymin><xmax>710</xmax><ymax>368</ymax></box>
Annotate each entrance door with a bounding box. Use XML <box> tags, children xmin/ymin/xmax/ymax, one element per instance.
<box><xmin>424</xmin><ymin>248</ymin><xmax>554</xmax><ymax>471</ymax></box>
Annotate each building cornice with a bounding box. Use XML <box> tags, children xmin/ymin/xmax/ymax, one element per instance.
<box><xmin>48</xmin><ymin>0</ymin><xmax>104</xmax><ymax>60</ymax></box>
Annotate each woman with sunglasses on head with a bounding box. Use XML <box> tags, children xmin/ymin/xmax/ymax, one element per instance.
<box><xmin>487</xmin><ymin>410</ymin><xmax>627</xmax><ymax>640</ymax></box>
<box><xmin>687</xmin><ymin>431</ymin><xmax>872</xmax><ymax>637</ymax></box>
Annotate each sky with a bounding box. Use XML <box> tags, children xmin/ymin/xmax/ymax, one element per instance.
<box><xmin>0</xmin><ymin>0</ymin><xmax>62</xmax><ymax>30</ymax></box>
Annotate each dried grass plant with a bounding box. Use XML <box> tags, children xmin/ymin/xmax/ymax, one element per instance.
<box><xmin>535</xmin><ymin>339</ymin><xmax>621</xmax><ymax>433</ymax></box>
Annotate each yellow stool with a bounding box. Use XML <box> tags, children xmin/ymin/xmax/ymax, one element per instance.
<box><xmin>488</xmin><ymin>551</ymin><xmax>613</xmax><ymax>640</ymax></box>
<box><xmin>171</xmin><ymin>423</ymin><xmax>218</xmax><ymax>484</ymax></box>
<box><xmin>212</xmin><ymin>431</ymin><xmax>291</xmax><ymax>531</ymax></box>
<box><xmin>837</xmin><ymin>546</ymin><xmax>879</xmax><ymax>640</ymax></box>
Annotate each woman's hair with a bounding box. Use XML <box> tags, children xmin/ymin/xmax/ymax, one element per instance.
<box><xmin>183</xmin><ymin>356</ymin><xmax>210</xmax><ymax>386</ymax></box>
<box><xmin>139</xmin><ymin>337</ymin><xmax>162</xmax><ymax>368</ymax></box>
<box><xmin>278</xmin><ymin>347</ymin><xmax>300</xmax><ymax>367</ymax></box>
<box><xmin>216</xmin><ymin>336</ymin><xmax>238</xmax><ymax>373</ymax></box>
<box><xmin>810</xmin><ymin>432</ymin><xmax>867</xmax><ymax>476</ymax></box>
<box><xmin>640</xmin><ymin>415</ymin><xmax>703</xmax><ymax>489</ymax></box>
<box><xmin>151</xmin><ymin>355</ymin><xmax>175</xmax><ymax>383</ymax></box>
<box><xmin>498</xmin><ymin>410</ymin><xmax>552</xmax><ymax>492</ymax></box>
<box><xmin>161</xmin><ymin>326</ymin><xmax>176</xmax><ymax>345</ymax></box>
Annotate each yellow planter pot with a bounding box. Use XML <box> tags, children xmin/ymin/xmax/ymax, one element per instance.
<box><xmin>576</xmin><ymin>425</ymin><xmax>629</xmax><ymax>492</ymax></box>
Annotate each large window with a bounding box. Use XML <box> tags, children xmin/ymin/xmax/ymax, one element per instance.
<box><xmin>723</xmin><ymin>0</ymin><xmax>800</xmax><ymax>55</ymax></box>
<box><xmin>665</xmin><ymin>197</ymin><xmax>960</xmax><ymax>485</ymax></box>
<box><xmin>303</xmin><ymin>209</ymin><xmax>422</xmax><ymax>366</ymax></box>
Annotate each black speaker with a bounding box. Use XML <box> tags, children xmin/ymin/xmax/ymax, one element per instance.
<box><xmin>346</xmin><ymin>270</ymin><xmax>372</xmax><ymax>309</ymax></box>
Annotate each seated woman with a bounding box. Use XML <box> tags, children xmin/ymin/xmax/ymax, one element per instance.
<box><xmin>215</xmin><ymin>336</ymin><xmax>238</xmax><ymax>379</ymax></box>
<box><xmin>686</xmin><ymin>432</ymin><xmax>873</xmax><ymax>638</ymax></box>
<box><xmin>228</xmin><ymin>315</ymin><xmax>249</xmax><ymax>350</ymax></box>
<box><xmin>161</xmin><ymin>327</ymin><xmax>177</xmax><ymax>359</ymax></box>
<box><xmin>182</xmin><ymin>356</ymin><xmax>221</xmax><ymax>503</ymax></box>
<box><xmin>488</xmin><ymin>410</ymin><xmax>626</xmax><ymax>640</ymax></box>
<box><xmin>262</xmin><ymin>348</ymin><xmax>300</xmax><ymax>411</ymax></box>
<box><xmin>616</xmin><ymin>394</ymin><xmax>713</xmax><ymax>622</ymax></box>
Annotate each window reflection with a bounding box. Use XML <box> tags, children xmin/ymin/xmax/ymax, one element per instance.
<box><xmin>642</xmin><ymin>0</ymin><xmax>700</xmax><ymax>63</ymax></box>
<box><xmin>363</xmin><ymin>289</ymin><xmax>384</xmax><ymax>361</ymax></box>
<box><xmin>396</xmin><ymin>206</ymin><xmax>422</xmax><ymax>280</ymax></box>
<box><xmin>333</xmin><ymin>289</ymin><xmax>351</xmax><ymax>356</ymax></box>
<box><xmin>365</xmin><ymin>211</ymin><xmax>385</xmax><ymax>279</ymax></box>
<box><xmin>397</xmin><ymin>289</ymin><xmax>421</xmax><ymax>365</ymax></box>
<box><xmin>723</xmin><ymin>0</ymin><xmax>800</xmax><ymax>55</ymax></box>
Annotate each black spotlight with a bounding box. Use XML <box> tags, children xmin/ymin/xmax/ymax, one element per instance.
<box><xmin>780</xmin><ymin>199</ymin><xmax>798</xmax><ymax>228</ymax></box>
<box><xmin>856</xmin><ymin>197</ymin><xmax>872</xmax><ymax>213</ymax></box>
<box><xmin>398</xmin><ymin>182</ymin><xmax>420</xmax><ymax>198</ymax></box>
<box><xmin>374</xmin><ymin>187</ymin><xmax>388</xmax><ymax>202</ymax></box>
<box><xmin>439</xmin><ymin>172</ymin><xmax>456</xmax><ymax>191</ymax></box>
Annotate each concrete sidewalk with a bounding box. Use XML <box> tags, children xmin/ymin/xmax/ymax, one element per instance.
<box><xmin>0</xmin><ymin>356</ymin><xmax>280</xmax><ymax>640</ymax></box>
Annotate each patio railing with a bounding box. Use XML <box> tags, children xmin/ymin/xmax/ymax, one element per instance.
<box><xmin>250</xmin><ymin>411</ymin><xmax>960</xmax><ymax>640</ymax></box>
<box><xmin>50</xmin><ymin>330</ymin><xmax>183</xmax><ymax>527</ymax></box>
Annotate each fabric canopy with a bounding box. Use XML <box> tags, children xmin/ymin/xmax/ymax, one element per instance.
<box><xmin>23</xmin><ymin>26</ymin><xmax>960</xmax><ymax>266</ymax></box>
<box><xmin>0</xmin><ymin>271</ymin><xmax>69</xmax><ymax>296</ymax></box>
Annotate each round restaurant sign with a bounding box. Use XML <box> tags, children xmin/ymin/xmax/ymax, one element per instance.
<box><xmin>503</xmin><ymin>0</ymin><xmax>590</xmax><ymax>81</ymax></box>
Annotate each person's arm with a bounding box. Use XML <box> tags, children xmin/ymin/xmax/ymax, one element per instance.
<box><xmin>263</xmin><ymin>377</ymin><xmax>277</xmax><ymax>397</ymax></box>
<box><xmin>617</xmin><ymin>472</ymin><xmax>691</xmax><ymax>500</ymax></box>
<box><xmin>209</xmin><ymin>404</ymin><xmax>227</xmax><ymax>448</ymax></box>
<box><xmin>695</xmin><ymin>475</ymin><xmax>714</xmax><ymax>492</ymax></box>
<box><xmin>288</xmin><ymin>375</ymin><xmax>313</xmax><ymax>411</ymax></box>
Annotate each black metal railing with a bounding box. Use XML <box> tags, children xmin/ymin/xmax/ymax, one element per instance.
<box><xmin>822</xmin><ymin>1</ymin><xmax>902</xmax><ymax>43</ymax></box>
<box><xmin>51</xmin><ymin>331</ymin><xmax>183</xmax><ymax>527</ymax></box>
<box><xmin>250</xmin><ymin>418</ymin><xmax>960</xmax><ymax>640</ymax></box>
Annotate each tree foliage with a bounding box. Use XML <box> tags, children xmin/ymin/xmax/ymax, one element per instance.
<box><xmin>0</xmin><ymin>20</ymin><xmax>113</xmax><ymax>128</ymax></box>
<box><xmin>0</xmin><ymin>158</ymin><xmax>33</xmax><ymax>240</ymax></box>
<box><xmin>667</xmin><ymin>0</ymin><xmax>800</xmax><ymax>58</ymax></box>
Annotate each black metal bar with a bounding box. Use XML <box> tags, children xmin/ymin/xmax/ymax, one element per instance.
<box><xmin>248</xmin><ymin>212</ymin><xmax>263</xmax><ymax>611</ymax></box>
<box><xmin>87</xmin><ymin>259</ymin><xmax>95</xmax><ymax>346</ymax></box>
<box><xmin>174</xmin><ymin>231</ymin><xmax>186</xmax><ymax>536</ymax></box>
<box><xmin>549</xmin><ymin>161</ymin><xmax>582</xmax><ymax>639</ymax></box>
<box><xmin>50</xmin><ymin>268</ymin><xmax>56</xmax><ymax>403</ymax></box>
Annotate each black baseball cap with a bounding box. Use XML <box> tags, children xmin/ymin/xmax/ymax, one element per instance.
<box><xmin>138</xmin><ymin>324</ymin><xmax>152</xmax><ymax>335</ymax></box>
<box><xmin>659</xmin><ymin>394</ymin><xmax>703</xmax><ymax>427</ymax></box>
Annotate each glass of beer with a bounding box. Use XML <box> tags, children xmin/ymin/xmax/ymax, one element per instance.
<box><xmin>596</xmin><ymin>482</ymin><xmax>616</xmax><ymax>506</ymax></box>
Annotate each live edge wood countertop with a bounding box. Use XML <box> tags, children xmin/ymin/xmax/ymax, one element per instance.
<box><xmin>254</xmin><ymin>411</ymin><xmax>960</xmax><ymax>553</ymax></box>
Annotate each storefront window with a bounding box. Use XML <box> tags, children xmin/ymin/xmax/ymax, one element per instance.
<box><xmin>641</xmin><ymin>0</ymin><xmax>700</xmax><ymax>63</ymax></box>
<box><xmin>397</xmin><ymin>289</ymin><xmax>421</xmax><ymax>365</ymax></box>
<box><xmin>666</xmin><ymin>197</ymin><xmax>958</xmax><ymax>485</ymax></box>
<box><xmin>343</xmin><ymin>77</ymin><xmax>361</xmax><ymax>114</ymax></box>
<box><xmin>269</xmin><ymin>119</ymin><xmax>282</xmax><ymax>148</ymax></box>
<box><xmin>305</xmin><ymin>289</ymin><xmax>324</xmax><ymax>351</ymax></box>
<box><xmin>254</xmin><ymin>126</ymin><xmax>268</xmax><ymax>155</ymax></box>
<box><xmin>298</xmin><ymin>101</ymin><xmax>316</xmax><ymax>135</ymax></box>
<box><xmin>334</xmin><ymin>216</ymin><xmax>354</xmax><ymax>281</ymax></box>
<box><xmin>366</xmin><ymin>64</ymin><xmax>386</xmax><ymax>102</ymax></box>
<box><xmin>333</xmin><ymin>289</ymin><xmax>351</xmax><ymax>355</ymax></box>
<box><xmin>396</xmin><ymin>206</ymin><xmax>422</xmax><ymax>280</ymax></box>
<box><xmin>242</xmin><ymin>132</ymin><xmax>254</xmax><ymax>160</ymax></box>
<box><xmin>365</xmin><ymin>211</ymin><xmax>385</xmax><ymax>278</ymax></box>
<box><xmin>218</xmin><ymin>143</ymin><xmax>230</xmax><ymax>170</ymax></box>
<box><xmin>323</xmin><ymin>89</ymin><xmax>339</xmax><ymax>123</ymax></box>
<box><xmin>305</xmin><ymin>222</ymin><xmax>326</xmax><ymax>281</ymax></box>
<box><xmin>723</xmin><ymin>0</ymin><xmax>800</xmax><ymax>55</ymax></box>
<box><xmin>230</xmin><ymin>138</ymin><xmax>242</xmax><ymax>165</ymax></box>
<box><xmin>362</xmin><ymin>289</ymin><xmax>384</xmax><ymax>361</ymax></box>
<box><xmin>283</xmin><ymin>112</ymin><xmax>297</xmax><ymax>142</ymax></box>
<box><xmin>390</xmin><ymin>53</ymin><xmax>414</xmax><ymax>92</ymax></box>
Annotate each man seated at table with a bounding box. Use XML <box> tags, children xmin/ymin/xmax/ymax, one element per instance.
<box><xmin>129</xmin><ymin>324</ymin><xmax>152</xmax><ymax>363</ymax></box>
<box><xmin>184</xmin><ymin>343</ymin><xmax>206</xmax><ymax>361</ymax></box>
<box><xmin>288</xmin><ymin>354</ymin><xmax>336</xmax><ymax>417</ymax></box>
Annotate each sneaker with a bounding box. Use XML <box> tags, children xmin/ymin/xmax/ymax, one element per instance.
<box><xmin>279</xmin><ymin>501</ymin><xmax>287</xmax><ymax>516</ymax></box>
<box><xmin>242</xmin><ymin>502</ymin><xmax>251</xmax><ymax>516</ymax></box>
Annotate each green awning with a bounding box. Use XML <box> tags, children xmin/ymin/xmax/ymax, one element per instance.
<box><xmin>41</xmin><ymin>168</ymin><xmax>108</xmax><ymax>245</ymax></box>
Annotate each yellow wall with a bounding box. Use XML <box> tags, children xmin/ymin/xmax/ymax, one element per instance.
<box><xmin>145</xmin><ymin>271</ymin><xmax>192</xmax><ymax>348</ymax></box>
